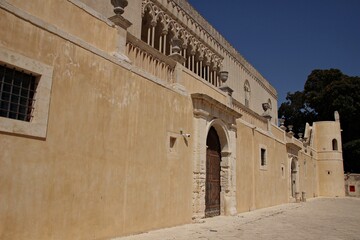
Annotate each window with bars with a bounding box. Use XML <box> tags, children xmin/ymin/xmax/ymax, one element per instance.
<box><xmin>0</xmin><ymin>64</ymin><xmax>37</xmax><ymax>122</ymax></box>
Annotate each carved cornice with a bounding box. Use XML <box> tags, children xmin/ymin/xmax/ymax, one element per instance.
<box><xmin>191</xmin><ymin>93</ymin><xmax>242</xmax><ymax>123</ymax></box>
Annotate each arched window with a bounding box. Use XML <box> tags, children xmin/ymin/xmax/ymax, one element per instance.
<box><xmin>244</xmin><ymin>80</ymin><xmax>251</xmax><ymax>107</ymax></box>
<box><xmin>267</xmin><ymin>98</ymin><xmax>272</xmax><ymax>110</ymax></box>
<box><xmin>332</xmin><ymin>139</ymin><xmax>338</xmax><ymax>151</ymax></box>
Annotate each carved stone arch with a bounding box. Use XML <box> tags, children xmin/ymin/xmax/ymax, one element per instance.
<box><xmin>207</xmin><ymin>119</ymin><xmax>230</xmax><ymax>154</ymax></box>
<box><xmin>162</xmin><ymin>14</ymin><xmax>173</xmax><ymax>33</ymax></box>
<box><xmin>141</xmin><ymin>1</ymin><xmax>155</xmax><ymax>19</ymax></box>
<box><xmin>153</xmin><ymin>4</ymin><xmax>161</xmax><ymax>15</ymax></box>
<box><xmin>167</xmin><ymin>20</ymin><xmax>178</xmax><ymax>37</ymax></box>
<box><xmin>154</xmin><ymin>10</ymin><xmax>165</xmax><ymax>24</ymax></box>
<box><xmin>150</xmin><ymin>11</ymin><xmax>166</xmax><ymax>36</ymax></box>
<box><xmin>289</xmin><ymin>156</ymin><xmax>299</xmax><ymax>200</ymax></box>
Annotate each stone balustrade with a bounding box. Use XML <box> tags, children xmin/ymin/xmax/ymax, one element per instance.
<box><xmin>126</xmin><ymin>34</ymin><xmax>176</xmax><ymax>84</ymax></box>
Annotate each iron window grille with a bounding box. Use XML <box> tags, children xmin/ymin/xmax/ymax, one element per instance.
<box><xmin>0</xmin><ymin>64</ymin><xmax>37</xmax><ymax>122</ymax></box>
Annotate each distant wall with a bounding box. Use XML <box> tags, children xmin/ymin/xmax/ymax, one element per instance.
<box><xmin>345</xmin><ymin>174</ymin><xmax>360</xmax><ymax>197</ymax></box>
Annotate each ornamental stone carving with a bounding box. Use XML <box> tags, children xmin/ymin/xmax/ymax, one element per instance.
<box><xmin>141</xmin><ymin>0</ymin><xmax>223</xmax><ymax>69</ymax></box>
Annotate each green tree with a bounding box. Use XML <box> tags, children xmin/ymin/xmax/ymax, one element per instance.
<box><xmin>278</xmin><ymin>69</ymin><xmax>360</xmax><ymax>173</ymax></box>
<box><xmin>278</xmin><ymin>91</ymin><xmax>316</xmax><ymax>134</ymax></box>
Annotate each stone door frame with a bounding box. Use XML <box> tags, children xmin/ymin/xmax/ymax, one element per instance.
<box><xmin>191</xmin><ymin>94</ymin><xmax>241</xmax><ymax>220</ymax></box>
<box><xmin>289</xmin><ymin>156</ymin><xmax>299</xmax><ymax>199</ymax></box>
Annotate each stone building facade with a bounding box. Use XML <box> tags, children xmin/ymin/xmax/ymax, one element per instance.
<box><xmin>0</xmin><ymin>0</ymin><xmax>345</xmax><ymax>239</ymax></box>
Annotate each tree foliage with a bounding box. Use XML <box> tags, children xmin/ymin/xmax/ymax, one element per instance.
<box><xmin>278</xmin><ymin>69</ymin><xmax>360</xmax><ymax>173</ymax></box>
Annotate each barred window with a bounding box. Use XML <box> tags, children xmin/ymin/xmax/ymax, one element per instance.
<box><xmin>0</xmin><ymin>64</ymin><xmax>37</xmax><ymax>122</ymax></box>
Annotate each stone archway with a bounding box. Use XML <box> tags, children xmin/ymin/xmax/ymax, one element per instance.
<box><xmin>205</xmin><ymin>127</ymin><xmax>221</xmax><ymax>217</ymax></box>
<box><xmin>191</xmin><ymin>94</ymin><xmax>240</xmax><ymax>220</ymax></box>
<box><xmin>290</xmin><ymin>157</ymin><xmax>299</xmax><ymax>199</ymax></box>
<box><xmin>207</xmin><ymin>119</ymin><xmax>236</xmax><ymax>217</ymax></box>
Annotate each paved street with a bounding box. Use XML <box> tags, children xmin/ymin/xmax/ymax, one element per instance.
<box><xmin>113</xmin><ymin>197</ymin><xmax>360</xmax><ymax>240</ymax></box>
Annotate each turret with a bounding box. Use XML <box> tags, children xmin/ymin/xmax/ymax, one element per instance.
<box><xmin>312</xmin><ymin>111</ymin><xmax>345</xmax><ymax>197</ymax></box>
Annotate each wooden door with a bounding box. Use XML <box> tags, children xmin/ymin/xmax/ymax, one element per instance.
<box><xmin>205</xmin><ymin>127</ymin><xmax>221</xmax><ymax>217</ymax></box>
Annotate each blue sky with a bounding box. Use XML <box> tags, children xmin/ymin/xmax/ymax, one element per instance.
<box><xmin>187</xmin><ymin>0</ymin><xmax>360</xmax><ymax>105</ymax></box>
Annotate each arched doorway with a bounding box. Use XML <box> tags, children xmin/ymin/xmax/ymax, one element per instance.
<box><xmin>290</xmin><ymin>158</ymin><xmax>298</xmax><ymax>198</ymax></box>
<box><xmin>205</xmin><ymin>126</ymin><xmax>221</xmax><ymax>217</ymax></box>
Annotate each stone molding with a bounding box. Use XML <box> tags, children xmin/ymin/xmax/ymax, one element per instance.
<box><xmin>109</xmin><ymin>14</ymin><xmax>132</xmax><ymax>29</ymax></box>
<box><xmin>191</xmin><ymin>93</ymin><xmax>242</xmax><ymax>125</ymax></box>
<box><xmin>67</xmin><ymin>0</ymin><xmax>116</xmax><ymax>27</ymax></box>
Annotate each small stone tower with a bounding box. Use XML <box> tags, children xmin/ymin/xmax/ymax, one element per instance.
<box><xmin>311</xmin><ymin>111</ymin><xmax>345</xmax><ymax>197</ymax></box>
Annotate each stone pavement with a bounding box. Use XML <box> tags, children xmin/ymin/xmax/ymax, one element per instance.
<box><xmin>112</xmin><ymin>197</ymin><xmax>360</xmax><ymax>240</ymax></box>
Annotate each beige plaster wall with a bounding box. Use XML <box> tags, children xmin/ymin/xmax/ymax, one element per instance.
<box><xmin>235</xmin><ymin>121</ymin><xmax>254</xmax><ymax>212</ymax></box>
<box><xmin>7</xmin><ymin>0</ymin><xmax>118</xmax><ymax>54</ymax></box>
<box><xmin>298</xmin><ymin>151</ymin><xmax>319</xmax><ymax>199</ymax></box>
<box><xmin>78</xmin><ymin>0</ymin><xmax>143</xmax><ymax>38</ymax></box>
<box><xmin>253</xmin><ymin>132</ymin><xmax>288</xmax><ymax>208</ymax></box>
<box><xmin>313</xmin><ymin>121</ymin><xmax>342</xmax><ymax>152</ymax></box>
<box><xmin>223</xmin><ymin>54</ymin><xmax>278</xmax><ymax>125</ymax></box>
<box><xmin>317</xmin><ymin>161</ymin><xmax>345</xmax><ymax>197</ymax></box>
<box><xmin>313</xmin><ymin>121</ymin><xmax>345</xmax><ymax>197</ymax></box>
<box><xmin>236</xmin><ymin>121</ymin><xmax>288</xmax><ymax>212</ymax></box>
<box><xmin>0</xmin><ymin>5</ymin><xmax>193</xmax><ymax>239</ymax></box>
<box><xmin>181</xmin><ymin>69</ymin><xmax>227</xmax><ymax>104</ymax></box>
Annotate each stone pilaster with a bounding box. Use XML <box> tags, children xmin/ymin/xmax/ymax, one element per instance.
<box><xmin>192</xmin><ymin>112</ymin><xmax>208</xmax><ymax>220</ymax></box>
